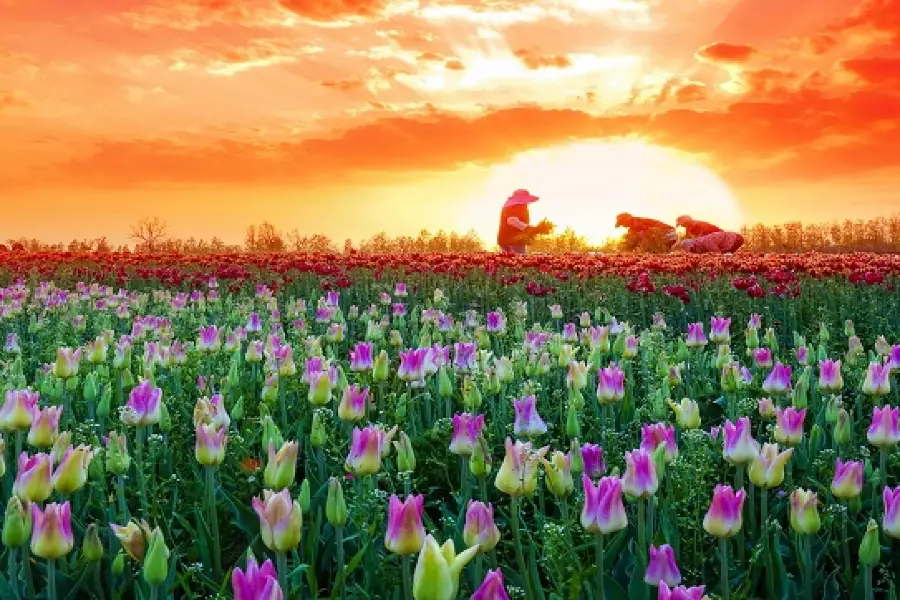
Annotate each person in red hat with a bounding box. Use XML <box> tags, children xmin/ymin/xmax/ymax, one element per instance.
<box><xmin>496</xmin><ymin>189</ymin><xmax>553</xmax><ymax>254</ymax></box>
<box><xmin>615</xmin><ymin>213</ymin><xmax>678</xmax><ymax>252</ymax></box>
<box><xmin>676</xmin><ymin>215</ymin><xmax>723</xmax><ymax>239</ymax></box>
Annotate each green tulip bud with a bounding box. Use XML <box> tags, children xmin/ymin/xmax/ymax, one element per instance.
<box><xmin>565</xmin><ymin>403</ymin><xmax>580</xmax><ymax>438</ymax></box>
<box><xmin>469</xmin><ymin>436</ymin><xmax>491</xmax><ymax>478</ymax></box>
<box><xmin>299</xmin><ymin>479</ymin><xmax>312</xmax><ymax>513</ymax></box>
<box><xmin>83</xmin><ymin>372</ymin><xmax>99</xmax><ymax>402</ymax></box>
<box><xmin>652</xmin><ymin>443</ymin><xmax>667</xmax><ymax>480</ymax></box>
<box><xmin>818</xmin><ymin>323</ymin><xmax>830</xmax><ymax>345</ymax></box>
<box><xmin>745</xmin><ymin>327</ymin><xmax>760</xmax><ymax>350</ymax></box>
<box><xmin>2</xmin><ymin>496</ymin><xmax>32</xmax><ymax>547</ymax></box>
<box><xmin>462</xmin><ymin>377</ymin><xmax>482</xmax><ymax>411</ymax></box>
<box><xmin>261</xmin><ymin>415</ymin><xmax>283</xmax><ymax>455</ymax></box>
<box><xmin>97</xmin><ymin>385</ymin><xmax>112</xmax><ymax>421</ymax></box>
<box><xmin>326</xmin><ymin>477</ymin><xmax>349</xmax><ymax>527</ymax></box>
<box><xmin>82</xmin><ymin>523</ymin><xmax>104</xmax><ymax>562</ymax></box>
<box><xmin>568</xmin><ymin>439</ymin><xmax>583</xmax><ymax>474</ymax></box>
<box><xmin>158</xmin><ymin>402</ymin><xmax>172</xmax><ymax>433</ymax></box>
<box><xmin>437</xmin><ymin>367</ymin><xmax>453</xmax><ymax>399</ymax></box>
<box><xmin>66</xmin><ymin>376</ymin><xmax>79</xmax><ymax>393</ymax></box>
<box><xmin>310</xmin><ymin>411</ymin><xmax>327</xmax><ymax>448</ymax></box>
<box><xmin>121</xmin><ymin>369</ymin><xmax>135</xmax><ymax>389</ymax></box>
<box><xmin>372</xmin><ymin>350</ymin><xmax>390</xmax><ymax>383</ymax></box>
<box><xmin>834</xmin><ymin>409</ymin><xmax>852</xmax><ymax>446</ymax></box>
<box><xmin>142</xmin><ymin>527</ymin><xmax>170</xmax><ymax>586</ymax></box>
<box><xmin>231</xmin><ymin>396</ymin><xmax>245</xmax><ymax>421</ymax></box>
<box><xmin>859</xmin><ymin>519</ymin><xmax>881</xmax><ymax>566</ymax></box>
<box><xmin>112</xmin><ymin>552</ymin><xmax>126</xmax><ymax>576</ymax></box>
<box><xmin>394</xmin><ymin>432</ymin><xmax>416</xmax><ymax>473</ymax></box>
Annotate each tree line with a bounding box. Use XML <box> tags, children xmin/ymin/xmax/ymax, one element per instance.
<box><xmin>5</xmin><ymin>214</ymin><xmax>900</xmax><ymax>255</ymax></box>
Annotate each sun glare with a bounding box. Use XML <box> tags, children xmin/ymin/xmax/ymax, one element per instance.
<box><xmin>459</xmin><ymin>140</ymin><xmax>743</xmax><ymax>246</ymax></box>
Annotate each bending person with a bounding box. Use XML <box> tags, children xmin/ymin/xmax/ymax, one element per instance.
<box><xmin>676</xmin><ymin>215</ymin><xmax>723</xmax><ymax>239</ymax></box>
<box><xmin>674</xmin><ymin>231</ymin><xmax>745</xmax><ymax>254</ymax></box>
<box><xmin>615</xmin><ymin>213</ymin><xmax>678</xmax><ymax>252</ymax></box>
<box><xmin>496</xmin><ymin>189</ymin><xmax>551</xmax><ymax>254</ymax></box>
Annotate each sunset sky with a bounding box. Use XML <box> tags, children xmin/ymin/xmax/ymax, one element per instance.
<box><xmin>1</xmin><ymin>0</ymin><xmax>898</xmax><ymax>246</ymax></box>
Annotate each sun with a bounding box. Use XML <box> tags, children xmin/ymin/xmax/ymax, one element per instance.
<box><xmin>458</xmin><ymin>140</ymin><xmax>743</xmax><ymax>246</ymax></box>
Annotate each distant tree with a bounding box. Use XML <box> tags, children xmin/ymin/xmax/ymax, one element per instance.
<box><xmin>246</xmin><ymin>222</ymin><xmax>285</xmax><ymax>252</ymax></box>
<box><xmin>130</xmin><ymin>217</ymin><xmax>169</xmax><ymax>253</ymax></box>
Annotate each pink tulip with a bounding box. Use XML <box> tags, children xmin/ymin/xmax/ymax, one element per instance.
<box><xmin>752</xmin><ymin>348</ymin><xmax>773</xmax><ymax>369</ymax></box>
<box><xmin>641</xmin><ymin>423</ymin><xmax>678</xmax><ymax>463</ymax></box>
<box><xmin>748</xmin><ymin>314</ymin><xmax>762</xmax><ymax>329</ymax></box>
<box><xmin>888</xmin><ymin>346</ymin><xmax>900</xmax><ymax>372</ymax></box>
<box><xmin>868</xmin><ymin>406</ymin><xmax>900</xmax><ymax>450</ymax></box>
<box><xmin>685</xmin><ymin>322</ymin><xmax>707</xmax><ymax>348</ymax></box>
<box><xmin>453</xmin><ymin>342</ymin><xmax>477</xmax><ymax>371</ymax></box>
<box><xmin>349</xmin><ymin>342</ymin><xmax>374</xmax><ymax>372</ymax></box>
<box><xmin>596</xmin><ymin>365</ymin><xmax>625</xmax><ymax>403</ymax></box>
<box><xmin>385</xmin><ymin>495</ymin><xmax>426</xmax><ymax>555</ymax></box>
<box><xmin>862</xmin><ymin>362</ymin><xmax>891</xmax><ymax>396</ymax></box>
<box><xmin>645</xmin><ymin>544</ymin><xmax>682</xmax><ymax>587</ymax></box>
<box><xmin>581</xmin><ymin>475</ymin><xmax>628</xmax><ymax>535</ymax></box>
<box><xmin>762</xmin><ymin>362</ymin><xmax>792</xmax><ymax>395</ymax></box>
<box><xmin>0</xmin><ymin>389</ymin><xmax>39</xmax><ymax>432</ymax></box>
<box><xmin>31</xmin><ymin>502</ymin><xmax>74</xmax><ymax>560</ymax></box>
<box><xmin>758</xmin><ymin>398</ymin><xmax>775</xmax><ymax>418</ymax></box>
<box><xmin>27</xmin><ymin>405</ymin><xmax>62</xmax><ymax>448</ymax></box>
<box><xmin>884</xmin><ymin>487</ymin><xmax>900</xmax><ymax>539</ymax></box>
<box><xmin>449</xmin><ymin>413</ymin><xmax>485</xmax><ymax>457</ymax></box>
<box><xmin>709</xmin><ymin>317</ymin><xmax>731</xmax><ymax>344</ymax></box>
<box><xmin>121</xmin><ymin>380</ymin><xmax>162</xmax><ymax>427</ymax></box>
<box><xmin>197</xmin><ymin>325</ymin><xmax>221</xmax><ymax>352</ymax></box>
<box><xmin>513</xmin><ymin>395</ymin><xmax>547</xmax><ymax>438</ymax></box>
<box><xmin>774</xmin><ymin>407</ymin><xmax>806</xmax><ymax>446</ymax></box>
<box><xmin>486</xmin><ymin>311</ymin><xmax>506</xmax><ymax>333</ymax></box>
<box><xmin>398</xmin><ymin>348</ymin><xmax>427</xmax><ymax>384</ymax></box>
<box><xmin>580</xmin><ymin>443</ymin><xmax>606</xmax><ymax>479</ymax></box>
<box><xmin>831</xmin><ymin>459</ymin><xmax>864</xmax><ymax>500</ymax></box>
<box><xmin>659</xmin><ymin>581</ymin><xmax>706</xmax><ymax>600</ymax></box>
<box><xmin>345</xmin><ymin>425</ymin><xmax>391</xmax><ymax>476</ymax></box>
<box><xmin>702</xmin><ymin>485</ymin><xmax>745</xmax><ymax>538</ymax></box>
<box><xmin>472</xmin><ymin>569</ymin><xmax>510</xmax><ymax>600</ymax></box>
<box><xmin>195</xmin><ymin>424</ymin><xmax>228</xmax><ymax>466</ymax></box>
<box><xmin>52</xmin><ymin>347</ymin><xmax>82</xmax><ymax>378</ymax></box>
<box><xmin>337</xmin><ymin>385</ymin><xmax>369</xmax><ymax>423</ymax></box>
<box><xmin>14</xmin><ymin>452</ymin><xmax>54</xmax><ymax>503</ymax></box>
<box><xmin>232</xmin><ymin>554</ymin><xmax>283</xmax><ymax>600</ymax></box>
<box><xmin>722</xmin><ymin>417</ymin><xmax>758</xmax><ymax>466</ymax></box>
<box><xmin>463</xmin><ymin>501</ymin><xmax>501</xmax><ymax>551</ymax></box>
<box><xmin>621</xmin><ymin>449</ymin><xmax>658</xmax><ymax>499</ymax></box>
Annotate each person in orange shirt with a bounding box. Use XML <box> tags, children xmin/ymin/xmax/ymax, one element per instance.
<box><xmin>674</xmin><ymin>231</ymin><xmax>745</xmax><ymax>254</ymax></box>
<box><xmin>615</xmin><ymin>213</ymin><xmax>678</xmax><ymax>252</ymax></box>
<box><xmin>676</xmin><ymin>215</ymin><xmax>723</xmax><ymax>239</ymax></box>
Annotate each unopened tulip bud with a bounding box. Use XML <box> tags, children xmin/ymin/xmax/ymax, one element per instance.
<box><xmin>112</xmin><ymin>552</ymin><xmax>126</xmax><ymax>576</ymax></box>
<box><xmin>310</xmin><ymin>412</ymin><xmax>327</xmax><ymax>448</ymax></box>
<box><xmin>261</xmin><ymin>415</ymin><xmax>283</xmax><ymax>455</ymax></box>
<box><xmin>859</xmin><ymin>519</ymin><xmax>880</xmax><ymax>566</ymax></box>
<box><xmin>299</xmin><ymin>479</ymin><xmax>311</xmax><ymax>513</ymax></box>
<box><xmin>372</xmin><ymin>350</ymin><xmax>390</xmax><ymax>382</ymax></box>
<box><xmin>142</xmin><ymin>527</ymin><xmax>170</xmax><ymax>586</ymax></box>
<box><xmin>834</xmin><ymin>409</ymin><xmax>852</xmax><ymax>446</ymax></box>
<box><xmin>326</xmin><ymin>477</ymin><xmax>348</xmax><ymax>527</ymax></box>
<box><xmin>159</xmin><ymin>402</ymin><xmax>172</xmax><ymax>433</ymax></box>
<box><xmin>82</xmin><ymin>523</ymin><xmax>104</xmax><ymax>562</ymax></box>
<box><xmin>789</xmin><ymin>489</ymin><xmax>821</xmax><ymax>535</ymax></box>
<box><xmin>469</xmin><ymin>436</ymin><xmax>491</xmax><ymax>478</ymax></box>
<box><xmin>394</xmin><ymin>432</ymin><xmax>416</xmax><ymax>473</ymax></box>
<box><xmin>566</xmin><ymin>403</ymin><xmax>581</xmax><ymax>438</ymax></box>
<box><xmin>231</xmin><ymin>397</ymin><xmax>245</xmax><ymax>421</ymax></box>
<box><xmin>568</xmin><ymin>439</ymin><xmax>583</xmax><ymax>474</ymax></box>
<box><xmin>2</xmin><ymin>496</ymin><xmax>32</xmax><ymax>547</ymax></box>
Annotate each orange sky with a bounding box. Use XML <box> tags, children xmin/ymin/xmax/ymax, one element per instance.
<box><xmin>1</xmin><ymin>0</ymin><xmax>898</xmax><ymax>246</ymax></box>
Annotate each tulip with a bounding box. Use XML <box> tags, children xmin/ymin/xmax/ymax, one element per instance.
<box><xmin>542</xmin><ymin>450</ymin><xmax>574</xmax><ymax>498</ymax></box>
<box><xmin>31</xmin><ymin>502</ymin><xmax>74</xmax><ymax>560</ymax></box>
<box><xmin>494</xmin><ymin>437</ymin><xmax>549</xmax><ymax>496</ymax></box>
<box><xmin>576</xmin><ymin>442</ymin><xmax>603</xmax><ymax>478</ymax></box>
<box><xmin>774</xmin><ymin>407</ymin><xmax>806</xmax><ymax>446</ymax></box>
<box><xmin>463</xmin><ymin>501</ymin><xmax>501</xmax><ymax>551</ymax></box>
<box><xmin>261</xmin><ymin>441</ymin><xmax>298</xmax><ymax>490</ymax></box>
<box><xmin>621</xmin><ymin>449</ymin><xmax>658</xmax><ymax>499</ymax></box>
<box><xmin>486</xmin><ymin>311</ymin><xmax>506</xmax><ymax>334</ymax></box>
<box><xmin>596</xmin><ymin>365</ymin><xmax>625</xmax><ymax>403</ymax></box>
<box><xmin>385</xmin><ymin>495</ymin><xmax>426</xmax><ymax>555</ymax></box>
<box><xmin>27</xmin><ymin>405</ymin><xmax>62</xmax><ymax>448</ymax></box>
<box><xmin>831</xmin><ymin>459</ymin><xmax>864</xmax><ymax>500</ymax></box>
<box><xmin>668</xmin><ymin>398</ymin><xmax>700</xmax><ymax>429</ymax></box>
<box><xmin>513</xmin><ymin>395</ymin><xmax>547</xmax><ymax>438</ymax></box>
<box><xmin>834</xmin><ymin>408</ymin><xmax>852</xmax><ymax>446</ymax></box>
<box><xmin>703</xmin><ymin>485</ymin><xmax>745</xmax><ymax>538</ymax></box>
<box><xmin>722</xmin><ymin>417</ymin><xmax>758</xmax><ymax>466</ymax></box>
<box><xmin>641</xmin><ymin>423</ymin><xmax>678</xmax><ymax>463</ymax></box>
<box><xmin>121</xmin><ymin>380</ymin><xmax>162</xmax><ymax>427</ymax></box>
<box><xmin>658</xmin><ymin>582</ymin><xmax>706</xmax><ymax>600</ymax></box>
<box><xmin>308</xmin><ymin>369</ymin><xmax>335</xmax><ymax>406</ymax></box>
<box><xmin>867</xmin><ymin>405</ymin><xmax>900</xmax><ymax>450</ymax></box>
<box><xmin>645</xmin><ymin>544</ymin><xmax>681</xmax><ymax>587</ymax></box>
<box><xmin>193</xmin><ymin>394</ymin><xmax>230</xmax><ymax>429</ymax></box>
<box><xmin>143</xmin><ymin>526</ymin><xmax>170</xmax><ymax>587</ymax></box>
<box><xmin>394</xmin><ymin>431</ymin><xmax>416</xmax><ymax>473</ymax></box>
<box><xmin>0</xmin><ymin>389</ymin><xmax>39</xmax><ymax>432</ymax></box>
<box><xmin>748</xmin><ymin>443</ymin><xmax>793</xmax><ymax>489</ymax></box>
<box><xmin>453</xmin><ymin>342</ymin><xmax>477</xmax><ymax>371</ymax></box>
<box><xmin>789</xmin><ymin>489</ymin><xmax>821</xmax><ymax>535</ymax></box>
<box><xmin>708</xmin><ymin>316</ymin><xmax>731</xmax><ymax>344</ymax></box>
<box><xmin>762</xmin><ymin>362</ymin><xmax>792</xmax><ymax>395</ymax></box>
<box><xmin>2</xmin><ymin>496</ymin><xmax>32</xmax><ymax>548</ymax></box>
<box><xmin>195</xmin><ymin>423</ymin><xmax>228</xmax><ymax>466</ymax></box>
<box><xmin>757</xmin><ymin>397</ymin><xmax>775</xmax><ymax>419</ymax></box>
<box><xmin>13</xmin><ymin>452</ymin><xmax>54</xmax><ymax>503</ymax></box>
<box><xmin>252</xmin><ymin>489</ymin><xmax>303</xmax><ymax>553</ymax></box>
<box><xmin>197</xmin><ymin>325</ymin><xmax>221</xmax><ymax>352</ymax></box>
<box><xmin>469</xmin><ymin>436</ymin><xmax>492</xmax><ymax>479</ymax></box>
<box><xmin>326</xmin><ymin>477</ymin><xmax>349</xmax><ymax>527</ymax></box>
<box><xmin>581</xmin><ymin>475</ymin><xmax>628</xmax><ymax>535</ymax></box>
<box><xmin>412</xmin><ymin>534</ymin><xmax>479</xmax><ymax>600</ymax></box>
<box><xmin>472</xmin><ymin>569</ymin><xmax>509</xmax><ymax>600</ymax></box>
<box><xmin>884</xmin><ymin>487</ymin><xmax>900</xmax><ymax>539</ymax></box>
<box><xmin>567</xmin><ymin>360</ymin><xmax>588</xmax><ymax>392</ymax></box>
<box><xmin>859</xmin><ymin>519</ymin><xmax>881</xmax><ymax>566</ymax></box>
<box><xmin>685</xmin><ymin>323</ymin><xmax>707</xmax><ymax>348</ymax></box>
<box><xmin>52</xmin><ymin>445</ymin><xmax>94</xmax><ymax>495</ymax></box>
<box><xmin>345</xmin><ymin>425</ymin><xmax>387</xmax><ymax>476</ymax></box>
<box><xmin>111</xmin><ymin>520</ymin><xmax>151</xmax><ymax>561</ymax></box>
<box><xmin>399</xmin><ymin>348</ymin><xmax>428</xmax><ymax>384</ymax></box>
<box><xmin>752</xmin><ymin>348</ymin><xmax>773</xmax><ymax>369</ymax></box>
<box><xmin>862</xmin><ymin>362</ymin><xmax>891</xmax><ymax>396</ymax></box>
<box><xmin>52</xmin><ymin>347</ymin><xmax>82</xmax><ymax>379</ymax></box>
<box><xmin>337</xmin><ymin>385</ymin><xmax>368</xmax><ymax>422</ymax></box>
<box><xmin>233</xmin><ymin>554</ymin><xmax>284</xmax><ymax>600</ymax></box>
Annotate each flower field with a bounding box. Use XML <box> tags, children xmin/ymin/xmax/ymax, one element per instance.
<box><xmin>1</xmin><ymin>250</ymin><xmax>900</xmax><ymax>600</ymax></box>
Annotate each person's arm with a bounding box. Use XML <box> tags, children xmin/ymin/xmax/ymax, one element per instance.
<box><xmin>506</xmin><ymin>216</ymin><xmax>529</xmax><ymax>232</ymax></box>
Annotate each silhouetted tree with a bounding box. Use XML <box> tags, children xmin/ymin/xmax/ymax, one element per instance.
<box><xmin>130</xmin><ymin>217</ymin><xmax>169</xmax><ymax>253</ymax></box>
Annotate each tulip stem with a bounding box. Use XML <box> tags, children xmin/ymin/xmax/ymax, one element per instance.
<box><xmin>134</xmin><ymin>426</ymin><xmax>150</xmax><ymax>518</ymax></box>
<box><xmin>510</xmin><ymin>496</ymin><xmax>532</xmax><ymax>600</ymax></box>
<box><xmin>7</xmin><ymin>547</ymin><xmax>17</xmax><ymax>600</ymax></box>
<box><xmin>718</xmin><ymin>537</ymin><xmax>729</xmax><ymax>600</ymax></box>
<box><xmin>595</xmin><ymin>534</ymin><xmax>606</xmax><ymax>600</ymax></box>
<box><xmin>761</xmin><ymin>488</ymin><xmax>775</xmax><ymax>599</ymax></box>
<box><xmin>277</xmin><ymin>552</ymin><xmax>288</xmax><ymax>597</ymax></box>
<box><xmin>460</xmin><ymin>457</ymin><xmax>470</xmax><ymax>509</ymax></box>
<box><xmin>205</xmin><ymin>466</ymin><xmax>222</xmax><ymax>579</ymax></box>
<box><xmin>47</xmin><ymin>559</ymin><xmax>57</xmax><ymax>600</ymax></box>
<box><xmin>803</xmin><ymin>535</ymin><xmax>813</xmax><ymax>600</ymax></box>
<box><xmin>116</xmin><ymin>474</ymin><xmax>129</xmax><ymax>523</ymax></box>
<box><xmin>864</xmin><ymin>566</ymin><xmax>873</xmax><ymax>600</ymax></box>
<box><xmin>735</xmin><ymin>469</ymin><xmax>745</xmax><ymax>564</ymax></box>
<box><xmin>335</xmin><ymin>527</ymin><xmax>347</xmax><ymax>600</ymax></box>
<box><xmin>401</xmin><ymin>555</ymin><xmax>413</xmax><ymax>600</ymax></box>
<box><xmin>637</xmin><ymin>498</ymin><xmax>646</xmax><ymax>569</ymax></box>
<box><xmin>22</xmin><ymin>545</ymin><xmax>34</xmax><ymax>600</ymax></box>
<box><xmin>841</xmin><ymin>504</ymin><xmax>852</xmax><ymax>584</ymax></box>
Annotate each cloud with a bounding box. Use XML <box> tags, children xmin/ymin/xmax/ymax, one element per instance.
<box><xmin>840</xmin><ymin>57</ymin><xmax>900</xmax><ymax>86</ymax></box>
<box><xmin>695</xmin><ymin>42</ymin><xmax>757</xmax><ymax>64</ymax></box>
<box><xmin>278</xmin><ymin>0</ymin><xmax>394</xmax><ymax>21</ymax></box>
<box><xmin>513</xmin><ymin>48</ymin><xmax>572</xmax><ymax>69</ymax></box>
<box><xmin>0</xmin><ymin>90</ymin><xmax>29</xmax><ymax>109</ymax></box>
